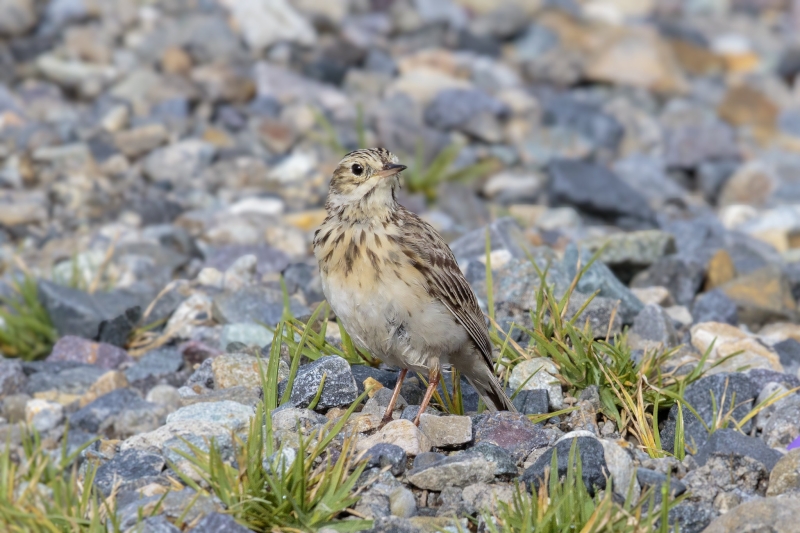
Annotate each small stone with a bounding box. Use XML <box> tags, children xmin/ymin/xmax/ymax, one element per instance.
<box><xmin>508</xmin><ymin>358</ymin><xmax>563</xmax><ymax>410</ymax></box>
<box><xmin>407</xmin><ymin>452</ymin><xmax>495</xmax><ymax>490</ymax></box>
<box><xmin>389</xmin><ymin>487</ymin><xmax>417</xmax><ymax>518</ymax></box>
<box><xmin>601</xmin><ymin>439</ymin><xmax>639</xmax><ymax>501</ymax></box>
<box><xmin>80</xmin><ymin>370</ymin><xmax>129</xmax><ymax>407</ymax></box>
<box><xmin>0</xmin><ymin>358</ymin><xmax>27</xmax><ymax>398</ymax></box>
<box><xmin>774</xmin><ymin>338</ymin><xmax>800</xmax><ymax>374</ymax></box>
<box><xmin>631</xmin><ymin>256</ymin><xmax>705</xmax><ymax>307</ymax></box>
<box><xmin>219</xmin><ymin>323</ymin><xmax>273</xmax><ymax>350</ymax></box>
<box><xmin>511</xmin><ymin>389</ymin><xmax>549</xmax><ymax>415</ymax></box>
<box><xmin>143</xmin><ymin>140</ymin><xmax>216</xmax><ymax>185</ymax></box>
<box><xmin>125</xmin><ymin>347</ymin><xmax>184</xmax><ymax>385</ymax></box>
<box><xmin>628</xmin><ymin>304</ymin><xmax>679</xmax><ymax>351</ymax></box>
<box><xmin>665</xmin><ymin>501</ymin><xmax>718</xmax><ymax>533</ymax></box>
<box><xmin>0</xmin><ymin>0</ymin><xmax>37</xmax><ymax>37</ymax></box>
<box><xmin>473</xmin><ymin>412</ymin><xmax>550</xmax><ymax>462</ymax></box>
<box><xmin>146</xmin><ymin>385</ymin><xmax>182</xmax><ymax>411</ymax></box>
<box><xmin>702</xmin><ymin>494</ymin><xmax>800</xmax><ymax>533</ymax></box>
<box><xmin>636</xmin><ymin>468</ymin><xmax>686</xmax><ymax>496</ymax></box>
<box><xmin>48</xmin><ymin>336</ymin><xmax>133</xmax><ymax>370</ymax></box>
<box><xmin>705</xmin><ymin>249</ymin><xmax>736</xmax><ymax>291</ymax></box>
<box><xmin>717</xmin><ymin>84</ymin><xmax>779</xmax><ymax>132</ymax></box>
<box><xmin>283</xmin><ymin>356</ymin><xmax>358</xmax><ymax>409</ymax></box>
<box><xmin>189</xmin><ymin>513</ymin><xmax>251</xmax><ymax>533</ymax></box>
<box><xmin>581</xmin><ymin>231</ymin><xmax>676</xmax><ymax>270</ymax></box>
<box><xmin>93</xmin><ymin>448</ymin><xmax>165</xmax><ymax>497</ymax></box>
<box><xmin>363</xmin><ymin>443</ymin><xmax>408</xmax><ymax>476</ymax></box>
<box><xmin>212</xmin><ymin>352</ymin><xmax>266</xmax><ymax>389</ymax></box>
<box><xmin>131</xmin><ymin>516</ymin><xmax>180</xmax><ymax>533</ymax></box>
<box><xmin>356</xmin><ymin>420</ymin><xmax>432</xmax><ymax>457</ymax></box>
<box><xmin>694</xmin><ymin>429</ymin><xmax>782</xmax><ymax>471</ymax></box>
<box><xmin>212</xmin><ymin>286</ymin><xmax>307</xmax><ymax>326</ymax></box>
<box><xmin>719</xmin><ymin>266</ymin><xmax>796</xmax><ymax>327</ymax></box>
<box><xmin>113</xmin><ymin>124</ymin><xmax>168</xmax><ymax>158</ymax></box>
<box><xmin>470</xmin><ymin>442</ymin><xmax>518</xmax><ymax>476</ymax></box>
<box><xmin>418</xmin><ymin>414</ymin><xmax>472</xmax><ymax>448</ymax></box>
<box><xmin>166</xmin><ymin>401</ymin><xmax>253</xmax><ymax>432</ymax></box>
<box><xmin>25</xmin><ymin>399</ymin><xmax>64</xmax><ymax>432</ymax></box>
<box><xmin>521</xmin><ymin>437</ymin><xmax>609</xmax><ymax>495</ymax></box>
<box><xmin>692</xmin><ymin>290</ymin><xmax>739</xmax><ymax>326</ymax></box>
<box><xmin>3</xmin><ymin>393</ymin><xmax>30</xmax><ymax>423</ymax></box>
<box><xmin>160</xmin><ymin>46</ymin><xmax>193</xmax><ymax>75</ymax></box>
<box><xmin>691</xmin><ymin>322</ymin><xmax>782</xmax><ymax>374</ymax></box>
<box><xmin>767</xmin><ymin>449</ymin><xmax>800</xmax><ymax>496</ymax></box>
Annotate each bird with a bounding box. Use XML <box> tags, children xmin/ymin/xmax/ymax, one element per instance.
<box><xmin>313</xmin><ymin>147</ymin><xmax>516</xmax><ymax>426</ymax></box>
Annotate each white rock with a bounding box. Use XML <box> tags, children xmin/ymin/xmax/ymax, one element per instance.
<box><xmin>418</xmin><ymin>414</ymin><xmax>473</xmax><ymax>447</ymax></box>
<box><xmin>220</xmin><ymin>0</ymin><xmax>316</xmax><ymax>51</ymax></box>
<box><xmin>25</xmin><ymin>399</ymin><xmax>64</xmax><ymax>432</ymax></box>
<box><xmin>600</xmin><ymin>439</ymin><xmax>640</xmax><ymax>501</ymax></box>
<box><xmin>228</xmin><ymin>198</ymin><xmax>284</xmax><ymax>217</ymax></box>
<box><xmin>222</xmin><ymin>254</ymin><xmax>258</xmax><ymax>291</ymax></box>
<box><xmin>356</xmin><ymin>419</ymin><xmax>431</xmax><ymax>456</ymax></box>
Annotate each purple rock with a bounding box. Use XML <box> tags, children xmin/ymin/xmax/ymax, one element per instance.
<box><xmin>472</xmin><ymin>411</ymin><xmax>550</xmax><ymax>462</ymax></box>
<box><xmin>788</xmin><ymin>435</ymin><xmax>800</xmax><ymax>451</ymax></box>
<box><xmin>47</xmin><ymin>336</ymin><xmax>133</xmax><ymax>370</ymax></box>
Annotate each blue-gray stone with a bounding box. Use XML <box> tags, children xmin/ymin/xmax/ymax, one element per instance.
<box><xmin>694</xmin><ymin>428</ymin><xmax>783</xmax><ymax>471</ymax></box>
<box><xmin>520</xmin><ymin>437</ymin><xmax>608</xmax><ymax>495</ymax></box>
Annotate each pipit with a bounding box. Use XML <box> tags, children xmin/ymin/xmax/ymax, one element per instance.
<box><xmin>314</xmin><ymin>148</ymin><xmax>516</xmax><ymax>425</ymax></box>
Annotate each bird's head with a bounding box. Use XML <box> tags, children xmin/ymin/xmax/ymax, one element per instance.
<box><xmin>325</xmin><ymin>148</ymin><xmax>406</xmax><ymax>215</ymax></box>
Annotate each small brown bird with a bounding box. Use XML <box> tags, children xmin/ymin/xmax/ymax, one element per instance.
<box><xmin>314</xmin><ymin>148</ymin><xmax>516</xmax><ymax>425</ymax></box>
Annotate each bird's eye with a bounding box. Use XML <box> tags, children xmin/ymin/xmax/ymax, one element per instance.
<box><xmin>351</xmin><ymin>163</ymin><xmax>364</xmax><ymax>176</ymax></box>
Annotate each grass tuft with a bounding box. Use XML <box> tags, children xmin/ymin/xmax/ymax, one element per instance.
<box><xmin>0</xmin><ymin>276</ymin><xmax>57</xmax><ymax>361</ymax></box>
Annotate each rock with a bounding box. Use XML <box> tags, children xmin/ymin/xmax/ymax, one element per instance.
<box><xmin>418</xmin><ymin>414</ymin><xmax>472</xmax><ymax>448</ymax></box>
<box><xmin>70</xmin><ymin>388</ymin><xmax>151</xmax><ymax>433</ymax></box>
<box><xmin>662</xmin><ymin>373</ymin><xmax>758</xmax><ymax>454</ymax></box>
<box><xmin>719</xmin><ymin>266</ymin><xmax>797</xmax><ymax>326</ymax></box>
<box><xmin>283</xmin><ymin>356</ymin><xmax>358</xmax><ymax>409</ymax></box>
<box><xmin>113</xmin><ymin>124</ymin><xmax>168</xmax><ymax>158</ymax></box>
<box><xmin>116</xmin><ymin>487</ymin><xmax>222</xmax><ymax>531</ymax></box>
<box><xmin>540</xmin><ymin>93</ymin><xmax>623</xmax><ymax>153</ymax></box>
<box><xmin>363</xmin><ymin>387</ymin><xmax>408</xmax><ymax>421</ymax></box>
<box><xmin>166</xmin><ymin>401</ymin><xmax>253</xmax><ymax>431</ymax></box>
<box><xmin>389</xmin><ymin>487</ymin><xmax>417</xmax><ymax>518</ymax></box>
<box><xmin>718</xmin><ymin>84</ymin><xmax>779</xmax><ymax>132</ymax></box>
<box><xmin>47</xmin><ymin>336</ymin><xmax>132</xmax><ymax>370</ymax></box>
<box><xmin>189</xmin><ymin>513</ymin><xmax>252</xmax><ymax>533</ymax></box>
<box><xmin>0</xmin><ymin>0</ymin><xmax>37</xmax><ymax>37</ymax></box>
<box><xmin>449</xmin><ymin>218</ymin><xmax>529</xmax><ymax>262</ymax></box>
<box><xmin>703</xmin><ymin>494</ymin><xmax>800</xmax><ymax>533</ymax></box>
<box><xmin>546</xmin><ymin>159</ymin><xmax>655</xmax><ymax>227</ymax></box>
<box><xmin>220</xmin><ymin>323</ymin><xmax>272</xmax><ymax>350</ymax></box>
<box><xmin>581</xmin><ymin>231</ymin><xmax>676</xmax><ymax>272</ymax></box>
<box><xmin>0</xmin><ymin>358</ymin><xmax>26</xmax><ymax>398</ymax></box>
<box><xmin>511</xmin><ymin>389</ymin><xmax>549</xmax><ymax>415</ymax></box>
<box><xmin>146</xmin><ymin>385</ymin><xmax>182</xmax><ymax>411</ymax></box>
<box><xmin>600</xmin><ymin>439</ymin><xmax>639</xmax><ymax>500</ymax></box>
<box><xmin>774</xmin><ymin>338</ymin><xmax>800</xmax><ymax>374</ymax></box>
<box><xmin>25</xmin><ymin>399</ymin><xmax>64</xmax><ymax>432</ymax></box>
<box><xmin>628</xmin><ymin>304</ymin><xmax>679</xmax><ymax>351</ymax></box>
<box><xmin>470</xmin><ymin>442</ymin><xmax>518</xmax><ymax>476</ymax></box>
<box><xmin>663</xmin><ymin>119</ymin><xmax>738</xmax><ymax>170</ymax></box>
<box><xmin>212</xmin><ymin>352</ymin><xmax>267</xmax><ymax>390</ymax></box>
<box><xmin>695</xmin><ymin>429</ymin><xmax>782</xmax><ymax>471</ymax></box>
<box><xmin>424</xmin><ymin>88</ymin><xmax>508</xmax><ymax>142</ymax></box>
<box><xmin>718</xmin><ymin>160</ymin><xmax>779</xmax><ymax>209</ymax></box>
<box><xmin>563</xmin><ymin>244</ymin><xmax>644</xmax><ymax>323</ymax></box>
<box><xmin>508</xmin><ymin>358</ymin><xmax>563</xmax><ymax>410</ymax></box>
<box><xmin>3</xmin><ymin>393</ymin><xmax>30</xmax><ymax>423</ymax></box>
<box><xmin>760</xmin><ymin>394</ymin><xmax>800</xmax><ymax>449</ymax></box>
<box><xmin>636</xmin><ymin>468</ymin><xmax>686</xmax><ymax>496</ymax></box>
<box><xmin>407</xmin><ymin>452</ymin><xmax>495</xmax><ymax>490</ymax></box>
<box><xmin>363</xmin><ymin>443</ymin><xmax>408</xmax><ymax>476</ymax></box>
<box><xmin>80</xmin><ymin>370</ymin><xmax>129</xmax><ymax>406</ymax></box>
<box><xmin>565</xmin><ymin>292</ymin><xmax>623</xmax><ymax>339</ymax></box>
<box><xmin>223</xmin><ymin>0</ymin><xmax>316</xmax><ymax>52</ymax></box>
<box><xmin>125</xmin><ymin>348</ymin><xmax>185</xmax><ymax>386</ymax></box>
<box><xmin>691</xmin><ymin>322</ymin><xmax>782</xmax><ymax>374</ymax></box>
<box><xmin>24</xmin><ymin>362</ymin><xmax>106</xmax><ymax>399</ymax></box>
<box><xmin>38</xmin><ymin>281</ymin><xmax>148</xmax><ymax>344</ymax></box>
<box><xmin>472</xmin><ymin>412</ymin><xmax>550</xmax><ymax>462</ymax></box>
<box><xmin>692</xmin><ymin>290</ymin><xmax>739</xmax><ymax>326</ymax></box>
<box><xmin>212</xmin><ymin>286</ymin><xmax>308</xmax><ymax>326</ymax></box>
<box><xmin>520</xmin><ymin>437</ymin><xmax>609</xmax><ymax>495</ymax></box>
<box><xmin>131</xmin><ymin>516</ymin><xmax>180</xmax><ymax>533</ymax></box>
<box><xmin>664</xmin><ymin>501</ymin><xmax>718</xmax><ymax>533</ymax></box>
<box><xmin>585</xmin><ymin>26</ymin><xmax>687</xmax><ymax>94</ymax></box>
<box><xmin>356</xmin><ymin>420</ymin><xmax>432</xmax><ymax>457</ymax></box>
<box><xmin>143</xmin><ymin>140</ymin><xmax>216</xmax><ymax>185</ymax></box>
<box><xmin>93</xmin><ymin>449</ymin><xmax>165</xmax><ymax>496</ymax></box>
<box><xmin>631</xmin><ymin>256</ymin><xmax>705</xmax><ymax>307</ymax></box>
<box><xmin>768</xmin><ymin>449</ymin><xmax>800</xmax><ymax>496</ymax></box>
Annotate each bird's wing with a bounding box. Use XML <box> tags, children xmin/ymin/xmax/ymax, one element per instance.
<box><xmin>399</xmin><ymin>208</ymin><xmax>495</xmax><ymax>368</ymax></box>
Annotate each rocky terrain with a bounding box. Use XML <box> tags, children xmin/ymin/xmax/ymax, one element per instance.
<box><xmin>2</xmin><ymin>0</ymin><xmax>800</xmax><ymax>531</ymax></box>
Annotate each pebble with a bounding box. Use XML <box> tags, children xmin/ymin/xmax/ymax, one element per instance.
<box><xmin>407</xmin><ymin>453</ymin><xmax>495</xmax><ymax>490</ymax></box>
<box><xmin>508</xmin><ymin>358</ymin><xmax>563</xmax><ymax>410</ymax></box>
<box><xmin>767</xmin><ymin>449</ymin><xmax>800</xmax><ymax>496</ymax></box>
<box><xmin>356</xmin><ymin>420</ymin><xmax>432</xmax><ymax>457</ymax></box>
<box><xmin>520</xmin><ymin>437</ymin><xmax>609</xmax><ymax>495</ymax></box>
<box><xmin>282</xmin><ymin>355</ymin><xmax>358</xmax><ymax>409</ymax></box>
<box><xmin>25</xmin><ymin>399</ymin><xmax>64</xmax><ymax>432</ymax></box>
<box><xmin>418</xmin><ymin>414</ymin><xmax>472</xmax><ymax>448</ymax></box>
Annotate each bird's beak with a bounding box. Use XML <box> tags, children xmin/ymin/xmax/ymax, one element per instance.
<box><xmin>374</xmin><ymin>163</ymin><xmax>407</xmax><ymax>179</ymax></box>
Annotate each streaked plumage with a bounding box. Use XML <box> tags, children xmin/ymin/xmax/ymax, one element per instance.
<box><xmin>314</xmin><ymin>148</ymin><xmax>516</xmax><ymax>423</ymax></box>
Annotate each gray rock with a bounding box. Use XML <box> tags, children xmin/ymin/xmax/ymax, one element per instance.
<box><xmin>520</xmin><ymin>437</ymin><xmax>608</xmax><ymax>495</ymax></box>
<box><xmin>0</xmin><ymin>358</ymin><xmax>26</xmax><ymax>398</ymax></box>
<box><xmin>563</xmin><ymin>244</ymin><xmax>644</xmax><ymax>324</ymax></box>
<box><xmin>184</xmin><ymin>357</ymin><xmax>214</xmax><ymax>391</ymax></box>
<box><xmin>143</xmin><ymin>140</ymin><xmax>216</xmax><ymax>185</ymax></box>
<box><xmin>472</xmin><ymin>412</ymin><xmax>550</xmax><ymax>462</ymax></box>
<box><xmin>695</xmin><ymin>428</ymin><xmax>782</xmax><ymax>471</ymax></box>
<box><xmin>631</xmin><ymin>255</ymin><xmax>705</xmax><ymax>307</ymax></box>
<box><xmin>760</xmin><ymin>394</ymin><xmax>800</xmax><ymax>449</ymax></box>
<box><xmin>767</xmin><ymin>449</ymin><xmax>800</xmax><ymax>496</ymax></box>
<box><xmin>3</xmin><ymin>393</ymin><xmax>30</xmax><ymax>423</ymax></box>
<box><xmin>94</xmin><ymin>448</ymin><xmax>165</xmax><ymax>497</ymax></box>
<box><xmin>38</xmin><ymin>281</ymin><xmax>149</xmax><ymax>343</ymax></box>
<box><xmin>220</xmin><ymin>323</ymin><xmax>273</xmax><ymax>350</ymax></box>
<box><xmin>47</xmin><ymin>336</ymin><xmax>133</xmax><ymax>370</ymax></box>
<box><xmin>581</xmin><ymin>230</ymin><xmax>676</xmax><ymax>275</ymax></box>
<box><xmin>470</xmin><ymin>442</ymin><xmax>518</xmax><ymax>476</ymax></box>
<box><xmin>188</xmin><ymin>513</ymin><xmax>251</xmax><ymax>533</ymax></box>
<box><xmin>0</xmin><ymin>0</ymin><xmax>37</xmax><ymax>37</ymax></box>
<box><xmin>636</xmin><ymin>467</ymin><xmax>687</xmax><ymax>496</ymax></box>
<box><xmin>662</xmin><ymin>502</ymin><xmax>718</xmax><ymax>533</ymax></box>
<box><xmin>212</xmin><ymin>286</ymin><xmax>308</xmax><ymax>326</ymax></box>
<box><xmin>363</xmin><ymin>443</ymin><xmax>408</xmax><ymax>476</ymax></box>
<box><xmin>407</xmin><ymin>452</ymin><xmax>495</xmax><ymax>490</ymax></box>
<box><xmin>511</xmin><ymin>389</ymin><xmax>549</xmax><ymax>415</ymax></box>
<box><xmin>116</xmin><ymin>487</ymin><xmax>222</xmax><ymax>531</ymax></box>
<box><xmin>547</xmin><ymin>159</ymin><xmax>655</xmax><ymax>226</ymax></box>
<box><xmin>662</xmin><ymin>373</ymin><xmax>758</xmax><ymax>454</ymax></box>
<box><xmin>703</xmin><ymin>493</ymin><xmax>800</xmax><ymax>533</ymax></box>
<box><xmin>282</xmin><ymin>356</ymin><xmax>358</xmax><ymax>409</ymax></box>
<box><xmin>24</xmin><ymin>362</ymin><xmax>106</xmax><ymax>396</ymax></box>
<box><xmin>628</xmin><ymin>304</ymin><xmax>679</xmax><ymax>351</ymax></box>
<box><xmin>541</xmin><ymin>93</ymin><xmax>623</xmax><ymax>152</ymax></box>
<box><xmin>70</xmin><ymin>388</ymin><xmax>151</xmax><ymax>433</ymax></box>
<box><xmin>424</xmin><ymin>88</ymin><xmax>508</xmax><ymax>141</ymax></box>
<box><xmin>166</xmin><ymin>400</ymin><xmax>253</xmax><ymax>430</ymax></box>
<box><xmin>412</xmin><ymin>452</ymin><xmax>445</xmax><ymax>471</ymax></box>
<box><xmin>448</xmin><ymin>218</ymin><xmax>530</xmax><ymax>262</ymax></box>
<box><xmin>125</xmin><ymin>347</ymin><xmax>184</xmax><ymax>385</ymax></box>
<box><xmin>663</xmin><ymin>119</ymin><xmax>737</xmax><ymax>169</ymax></box>
<box><xmin>131</xmin><ymin>516</ymin><xmax>180</xmax><ymax>533</ymax></box>
<box><xmin>774</xmin><ymin>338</ymin><xmax>800</xmax><ymax>374</ymax></box>
<box><xmin>692</xmin><ymin>289</ymin><xmax>738</xmax><ymax>325</ymax></box>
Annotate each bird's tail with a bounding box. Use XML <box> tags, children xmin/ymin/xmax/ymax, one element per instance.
<box><xmin>465</xmin><ymin>369</ymin><xmax>517</xmax><ymax>413</ymax></box>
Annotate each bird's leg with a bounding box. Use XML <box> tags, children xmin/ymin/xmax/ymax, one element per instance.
<box><xmin>413</xmin><ymin>368</ymin><xmax>440</xmax><ymax>426</ymax></box>
<box><xmin>380</xmin><ymin>368</ymin><xmax>408</xmax><ymax>426</ymax></box>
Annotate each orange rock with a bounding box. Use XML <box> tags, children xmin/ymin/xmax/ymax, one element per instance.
<box><xmin>718</xmin><ymin>85</ymin><xmax>779</xmax><ymax>131</ymax></box>
<box><xmin>705</xmin><ymin>249</ymin><xmax>736</xmax><ymax>290</ymax></box>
